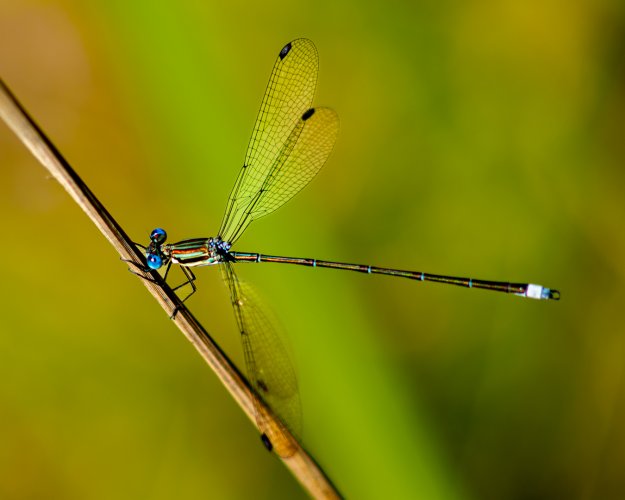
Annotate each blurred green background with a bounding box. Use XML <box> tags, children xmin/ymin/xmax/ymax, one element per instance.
<box><xmin>1</xmin><ymin>0</ymin><xmax>624</xmax><ymax>498</ymax></box>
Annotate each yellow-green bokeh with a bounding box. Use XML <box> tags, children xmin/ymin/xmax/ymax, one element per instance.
<box><xmin>1</xmin><ymin>1</ymin><xmax>624</xmax><ymax>498</ymax></box>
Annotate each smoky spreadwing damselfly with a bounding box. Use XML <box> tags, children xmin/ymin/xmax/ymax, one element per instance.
<box><xmin>133</xmin><ymin>38</ymin><xmax>560</xmax><ymax>457</ymax></box>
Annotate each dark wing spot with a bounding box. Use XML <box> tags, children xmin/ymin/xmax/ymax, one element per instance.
<box><xmin>279</xmin><ymin>42</ymin><xmax>292</xmax><ymax>60</ymax></box>
<box><xmin>302</xmin><ymin>108</ymin><xmax>315</xmax><ymax>121</ymax></box>
<box><xmin>261</xmin><ymin>433</ymin><xmax>273</xmax><ymax>452</ymax></box>
<box><xmin>257</xmin><ymin>379</ymin><xmax>269</xmax><ymax>393</ymax></box>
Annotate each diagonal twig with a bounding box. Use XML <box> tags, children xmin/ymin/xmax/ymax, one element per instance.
<box><xmin>0</xmin><ymin>78</ymin><xmax>341</xmax><ymax>500</ymax></box>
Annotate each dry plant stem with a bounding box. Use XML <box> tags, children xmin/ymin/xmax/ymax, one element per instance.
<box><xmin>0</xmin><ymin>78</ymin><xmax>340</xmax><ymax>500</ymax></box>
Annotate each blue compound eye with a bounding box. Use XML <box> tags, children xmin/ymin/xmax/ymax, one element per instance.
<box><xmin>150</xmin><ymin>228</ymin><xmax>167</xmax><ymax>244</ymax></box>
<box><xmin>146</xmin><ymin>253</ymin><xmax>163</xmax><ymax>270</ymax></box>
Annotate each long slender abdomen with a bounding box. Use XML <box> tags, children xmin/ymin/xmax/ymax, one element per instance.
<box><xmin>231</xmin><ymin>251</ymin><xmax>560</xmax><ymax>300</ymax></box>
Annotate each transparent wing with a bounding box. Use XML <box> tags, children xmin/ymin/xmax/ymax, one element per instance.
<box><xmin>221</xmin><ymin>106</ymin><xmax>339</xmax><ymax>243</ymax></box>
<box><xmin>219</xmin><ymin>38</ymin><xmax>338</xmax><ymax>244</ymax></box>
<box><xmin>221</xmin><ymin>261</ymin><xmax>301</xmax><ymax>457</ymax></box>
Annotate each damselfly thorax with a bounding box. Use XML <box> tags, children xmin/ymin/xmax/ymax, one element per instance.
<box><xmin>146</xmin><ymin>230</ymin><xmax>233</xmax><ymax>269</ymax></box>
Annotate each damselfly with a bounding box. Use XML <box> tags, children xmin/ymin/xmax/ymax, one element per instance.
<box><xmin>137</xmin><ymin>39</ymin><xmax>559</xmax><ymax>457</ymax></box>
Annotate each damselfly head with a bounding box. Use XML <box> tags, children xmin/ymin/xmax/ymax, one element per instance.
<box><xmin>146</xmin><ymin>228</ymin><xmax>170</xmax><ymax>270</ymax></box>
